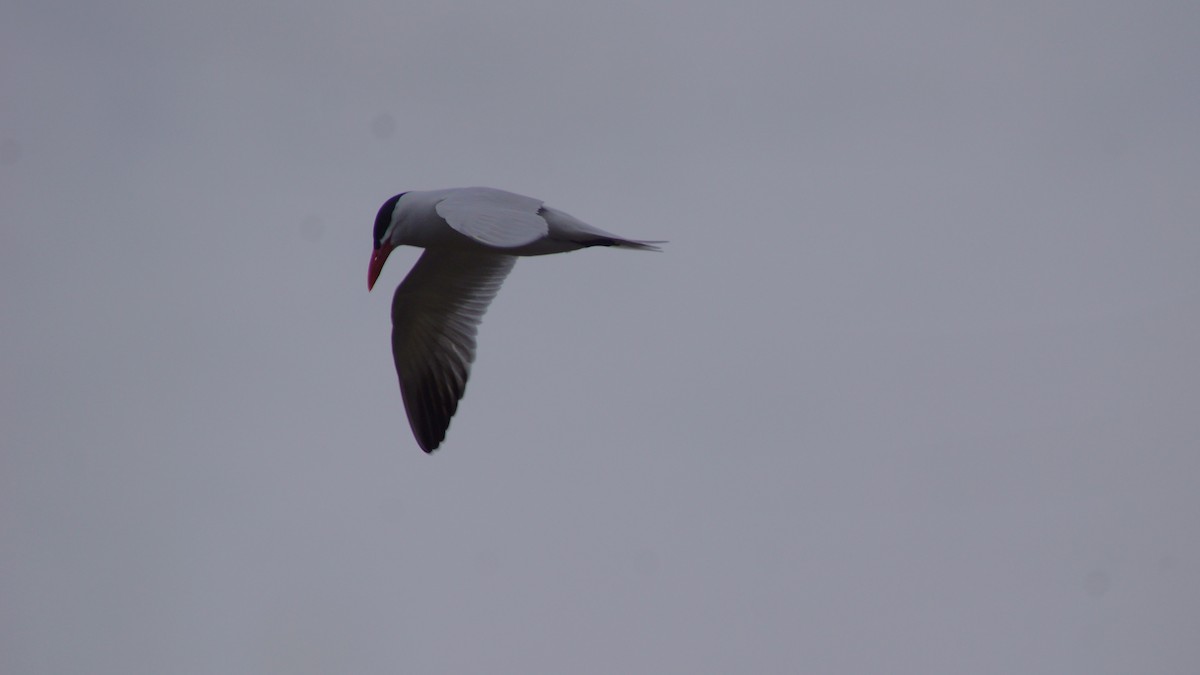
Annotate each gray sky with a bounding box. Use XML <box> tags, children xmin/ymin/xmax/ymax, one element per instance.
<box><xmin>3</xmin><ymin>1</ymin><xmax>1199</xmax><ymax>673</ymax></box>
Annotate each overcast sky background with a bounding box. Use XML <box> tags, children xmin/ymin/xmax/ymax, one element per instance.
<box><xmin>3</xmin><ymin>1</ymin><xmax>1199</xmax><ymax>673</ymax></box>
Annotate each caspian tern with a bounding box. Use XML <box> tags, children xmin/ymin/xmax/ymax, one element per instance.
<box><xmin>368</xmin><ymin>187</ymin><xmax>662</xmax><ymax>453</ymax></box>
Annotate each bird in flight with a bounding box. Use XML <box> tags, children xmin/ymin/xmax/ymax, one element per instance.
<box><xmin>368</xmin><ymin>187</ymin><xmax>663</xmax><ymax>453</ymax></box>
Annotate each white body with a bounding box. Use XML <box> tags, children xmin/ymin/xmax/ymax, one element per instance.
<box><xmin>382</xmin><ymin>187</ymin><xmax>649</xmax><ymax>255</ymax></box>
<box><xmin>370</xmin><ymin>187</ymin><xmax>661</xmax><ymax>453</ymax></box>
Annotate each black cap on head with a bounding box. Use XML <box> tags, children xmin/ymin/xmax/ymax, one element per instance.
<box><xmin>373</xmin><ymin>193</ymin><xmax>405</xmax><ymax>248</ymax></box>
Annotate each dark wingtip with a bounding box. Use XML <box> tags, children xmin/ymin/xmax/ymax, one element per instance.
<box><xmin>413</xmin><ymin>421</ymin><xmax>444</xmax><ymax>454</ymax></box>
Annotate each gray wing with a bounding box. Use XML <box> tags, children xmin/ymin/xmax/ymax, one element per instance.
<box><xmin>434</xmin><ymin>187</ymin><xmax>548</xmax><ymax>248</ymax></box>
<box><xmin>391</xmin><ymin>249</ymin><xmax>517</xmax><ymax>452</ymax></box>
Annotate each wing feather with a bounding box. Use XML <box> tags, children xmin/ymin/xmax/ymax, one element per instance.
<box><xmin>435</xmin><ymin>187</ymin><xmax>548</xmax><ymax>248</ymax></box>
<box><xmin>390</xmin><ymin>249</ymin><xmax>517</xmax><ymax>452</ymax></box>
